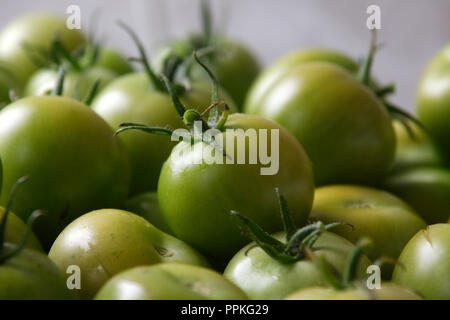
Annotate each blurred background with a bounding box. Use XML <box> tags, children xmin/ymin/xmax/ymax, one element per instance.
<box><xmin>1</xmin><ymin>0</ymin><xmax>449</xmax><ymax>112</ymax></box>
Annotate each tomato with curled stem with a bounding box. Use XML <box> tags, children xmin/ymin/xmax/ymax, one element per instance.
<box><xmin>95</xmin><ymin>263</ymin><xmax>247</xmax><ymax>300</ymax></box>
<box><xmin>0</xmin><ymin>13</ymin><xmax>85</xmax><ymax>86</ymax></box>
<box><xmin>417</xmin><ymin>43</ymin><xmax>450</xmax><ymax>164</ymax></box>
<box><xmin>392</xmin><ymin>224</ymin><xmax>450</xmax><ymax>300</ymax></box>
<box><xmin>49</xmin><ymin>209</ymin><xmax>209</xmax><ymax>299</ymax></box>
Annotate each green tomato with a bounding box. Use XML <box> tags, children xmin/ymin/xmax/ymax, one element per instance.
<box><xmin>244</xmin><ymin>49</ymin><xmax>358</xmax><ymax>114</ymax></box>
<box><xmin>0</xmin><ymin>243</ymin><xmax>75</xmax><ymax>299</ymax></box>
<box><xmin>244</xmin><ymin>62</ymin><xmax>395</xmax><ymax>186</ymax></box>
<box><xmin>0</xmin><ymin>207</ymin><xmax>42</xmax><ymax>252</ymax></box>
<box><xmin>383</xmin><ymin>167</ymin><xmax>450</xmax><ymax>224</ymax></box>
<box><xmin>158</xmin><ymin>113</ymin><xmax>314</xmax><ymax>264</ymax></box>
<box><xmin>0</xmin><ymin>96</ymin><xmax>130</xmax><ymax>248</ymax></box>
<box><xmin>124</xmin><ymin>191</ymin><xmax>171</xmax><ymax>234</ymax></box>
<box><xmin>49</xmin><ymin>209</ymin><xmax>209</xmax><ymax>299</ymax></box>
<box><xmin>391</xmin><ymin>119</ymin><xmax>444</xmax><ymax>173</ymax></box>
<box><xmin>392</xmin><ymin>224</ymin><xmax>450</xmax><ymax>300</ymax></box>
<box><xmin>80</xmin><ymin>46</ymin><xmax>133</xmax><ymax>76</ymax></box>
<box><xmin>95</xmin><ymin>263</ymin><xmax>247</xmax><ymax>300</ymax></box>
<box><xmin>154</xmin><ymin>34</ymin><xmax>260</xmax><ymax>109</ymax></box>
<box><xmin>223</xmin><ymin>231</ymin><xmax>370</xmax><ymax>300</ymax></box>
<box><xmin>417</xmin><ymin>43</ymin><xmax>450</xmax><ymax>163</ymax></box>
<box><xmin>91</xmin><ymin>73</ymin><xmax>235</xmax><ymax>195</ymax></box>
<box><xmin>285</xmin><ymin>283</ymin><xmax>422</xmax><ymax>300</ymax></box>
<box><xmin>24</xmin><ymin>66</ymin><xmax>116</xmax><ymax>100</ymax></box>
<box><xmin>0</xmin><ymin>14</ymin><xmax>85</xmax><ymax>86</ymax></box>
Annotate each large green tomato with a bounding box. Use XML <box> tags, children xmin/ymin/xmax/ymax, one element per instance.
<box><xmin>24</xmin><ymin>66</ymin><xmax>116</xmax><ymax>100</ymax></box>
<box><xmin>49</xmin><ymin>209</ymin><xmax>209</xmax><ymax>299</ymax></box>
<box><xmin>0</xmin><ymin>243</ymin><xmax>75</xmax><ymax>299</ymax></box>
<box><xmin>285</xmin><ymin>283</ymin><xmax>422</xmax><ymax>300</ymax></box>
<box><xmin>392</xmin><ymin>224</ymin><xmax>450</xmax><ymax>300</ymax></box>
<box><xmin>0</xmin><ymin>208</ymin><xmax>42</xmax><ymax>252</ymax></box>
<box><xmin>91</xmin><ymin>73</ymin><xmax>234</xmax><ymax>195</ymax></box>
<box><xmin>0</xmin><ymin>96</ymin><xmax>130</xmax><ymax>248</ymax></box>
<box><xmin>124</xmin><ymin>191</ymin><xmax>171</xmax><ymax>234</ymax></box>
<box><xmin>223</xmin><ymin>231</ymin><xmax>370</xmax><ymax>300</ymax></box>
<box><xmin>154</xmin><ymin>34</ymin><xmax>260</xmax><ymax>109</ymax></box>
<box><xmin>390</xmin><ymin>119</ymin><xmax>444</xmax><ymax>173</ymax></box>
<box><xmin>0</xmin><ymin>14</ymin><xmax>85</xmax><ymax>86</ymax></box>
<box><xmin>158</xmin><ymin>114</ymin><xmax>314</xmax><ymax>264</ymax></box>
<box><xmin>383</xmin><ymin>167</ymin><xmax>450</xmax><ymax>224</ymax></box>
<box><xmin>417</xmin><ymin>43</ymin><xmax>450</xmax><ymax>163</ymax></box>
<box><xmin>244</xmin><ymin>49</ymin><xmax>358</xmax><ymax>114</ymax></box>
<box><xmin>310</xmin><ymin>185</ymin><xmax>426</xmax><ymax>261</ymax></box>
<box><xmin>95</xmin><ymin>263</ymin><xmax>247</xmax><ymax>300</ymax></box>
<box><xmin>244</xmin><ymin>62</ymin><xmax>395</xmax><ymax>186</ymax></box>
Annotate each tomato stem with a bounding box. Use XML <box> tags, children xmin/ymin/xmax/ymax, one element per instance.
<box><xmin>343</xmin><ymin>237</ymin><xmax>372</xmax><ymax>286</ymax></box>
<box><xmin>51</xmin><ymin>65</ymin><xmax>65</xmax><ymax>96</ymax></box>
<box><xmin>357</xmin><ymin>30</ymin><xmax>377</xmax><ymax>86</ymax></box>
<box><xmin>201</xmin><ymin>0</ymin><xmax>213</xmax><ymax>46</ymax></box>
<box><xmin>83</xmin><ymin>79</ymin><xmax>101</xmax><ymax>106</ymax></box>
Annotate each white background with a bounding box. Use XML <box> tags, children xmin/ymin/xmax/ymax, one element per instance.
<box><xmin>1</xmin><ymin>0</ymin><xmax>449</xmax><ymax>112</ymax></box>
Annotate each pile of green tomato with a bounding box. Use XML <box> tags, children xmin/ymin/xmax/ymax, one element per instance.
<box><xmin>0</xmin><ymin>4</ymin><xmax>449</xmax><ymax>301</ymax></box>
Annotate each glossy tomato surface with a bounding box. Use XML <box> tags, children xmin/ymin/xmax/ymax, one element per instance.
<box><xmin>223</xmin><ymin>231</ymin><xmax>370</xmax><ymax>300</ymax></box>
<box><xmin>244</xmin><ymin>62</ymin><xmax>395</xmax><ymax>186</ymax></box>
<box><xmin>95</xmin><ymin>263</ymin><xmax>247</xmax><ymax>300</ymax></box>
<box><xmin>0</xmin><ymin>96</ymin><xmax>130</xmax><ymax>248</ymax></box>
<box><xmin>49</xmin><ymin>209</ymin><xmax>209</xmax><ymax>299</ymax></box>
<box><xmin>158</xmin><ymin>113</ymin><xmax>315</xmax><ymax>263</ymax></box>
<box><xmin>392</xmin><ymin>224</ymin><xmax>450</xmax><ymax>300</ymax></box>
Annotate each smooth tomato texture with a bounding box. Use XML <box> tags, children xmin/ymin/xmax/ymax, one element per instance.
<box><xmin>95</xmin><ymin>263</ymin><xmax>247</xmax><ymax>300</ymax></box>
<box><xmin>310</xmin><ymin>185</ymin><xmax>426</xmax><ymax>261</ymax></box>
<box><xmin>0</xmin><ymin>243</ymin><xmax>75</xmax><ymax>299</ymax></box>
<box><xmin>49</xmin><ymin>209</ymin><xmax>209</xmax><ymax>299</ymax></box>
<box><xmin>157</xmin><ymin>114</ymin><xmax>315</xmax><ymax>264</ymax></box>
<box><xmin>417</xmin><ymin>43</ymin><xmax>450</xmax><ymax>163</ymax></box>
<box><xmin>0</xmin><ymin>14</ymin><xmax>85</xmax><ymax>85</ymax></box>
<box><xmin>285</xmin><ymin>283</ymin><xmax>422</xmax><ymax>300</ymax></box>
<box><xmin>392</xmin><ymin>224</ymin><xmax>450</xmax><ymax>300</ymax></box>
<box><xmin>92</xmin><ymin>72</ymin><xmax>235</xmax><ymax>194</ymax></box>
<box><xmin>383</xmin><ymin>167</ymin><xmax>450</xmax><ymax>224</ymax></box>
<box><xmin>244</xmin><ymin>62</ymin><xmax>395</xmax><ymax>186</ymax></box>
<box><xmin>0</xmin><ymin>96</ymin><xmax>130</xmax><ymax>248</ymax></box>
<box><xmin>223</xmin><ymin>231</ymin><xmax>370</xmax><ymax>300</ymax></box>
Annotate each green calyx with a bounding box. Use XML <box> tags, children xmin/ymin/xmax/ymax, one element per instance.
<box><xmin>357</xmin><ymin>30</ymin><xmax>424</xmax><ymax>139</ymax></box>
<box><xmin>229</xmin><ymin>188</ymin><xmax>348</xmax><ymax>264</ymax></box>
<box><xmin>115</xmin><ymin>52</ymin><xmax>230</xmax><ymax>152</ymax></box>
<box><xmin>0</xmin><ymin>175</ymin><xmax>45</xmax><ymax>264</ymax></box>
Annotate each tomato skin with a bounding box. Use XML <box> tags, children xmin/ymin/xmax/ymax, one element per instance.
<box><xmin>245</xmin><ymin>62</ymin><xmax>395</xmax><ymax>186</ymax></box>
<box><xmin>154</xmin><ymin>35</ymin><xmax>260</xmax><ymax>109</ymax></box>
<box><xmin>310</xmin><ymin>185</ymin><xmax>426</xmax><ymax>262</ymax></box>
<box><xmin>223</xmin><ymin>231</ymin><xmax>370</xmax><ymax>300</ymax></box>
<box><xmin>24</xmin><ymin>66</ymin><xmax>117</xmax><ymax>99</ymax></box>
<box><xmin>95</xmin><ymin>263</ymin><xmax>247</xmax><ymax>300</ymax></box>
<box><xmin>244</xmin><ymin>49</ymin><xmax>358</xmax><ymax>114</ymax></box>
<box><xmin>390</xmin><ymin>120</ymin><xmax>444</xmax><ymax>173</ymax></box>
<box><xmin>392</xmin><ymin>224</ymin><xmax>450</xmax><ymax>300</ymax></box>
<box><xmin>0</xmin><ymin>96</ymin><xmax>130</xmax><ymax>248</ymax></box>
<box><xmin>383</xmin><ymin>167</ymin><xmax>450</xmax><ymax>224</ymax></box>
<box><xmin>417</xmin><ymin>43</ymin><xmax>450</xmax><ymax>163</ymax></box>
<box><xmin>0</xmin><ymin>243</ymin><xmax>75</xmax><ymax>299</ymax></box>
<box><xmin>49</xmin><ymin>209</ymin><xmax>209</xmax><ymax>299</ymax></box>
<box><xmin>0</xmin><ymin>14</ymin><xmax>85</xmax><ymax>86</ymax></box>
<box><xmin>0</xmin><ymin>208</ymin><xmax>43</xmax><ymax>252</ymax></box>
<box><xmin>157</xmin><ymin>113</ymin><xmax>314</xmax><ymax>263</ymax></box>
<box><xmin>285</xmin><ymin>283</ymin><xmax>422</xmax><ymax>300</ymax></box>
<box><xmin>124</xmin><ymin>191</ymin><xmax>171</xmax><ymax>234</ymax></box>
<box><xmin>92</xmin><ymin>73</ymin><xmax>235</xmax><ymax>195</ymax></box>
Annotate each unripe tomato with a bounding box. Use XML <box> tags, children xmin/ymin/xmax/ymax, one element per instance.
<box><xmin>392</xmin><ymin>224</ymin><xmax>450</xmax><ymax>300</ymax></box>
<box><xmin>0</xmin><ymin>208</ymin><xmax>42</xmax><ymax>252</ymax></box>
<box><xmin>0</xmin><ymin>14</ymin><xmax>85</xmax><ymax>85</ymax></box>
<box><xmin>95</xmin><ymin>263</ymin><xmax>247</xmax><ymax>300</ymax></box>
<box><xmin>0</xmin><ymin>96</ymin><xmax>130</xmax><ymax>248</ymax></box>
<box><xmin>49</xmin><ymin>209</ymin><xmax>209</xmax><ymax>299</ymax></box>
<box><xmin>417</xmin><ymin>43</ymin><xmax>450</xmax><ymax>163</ymax></box>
